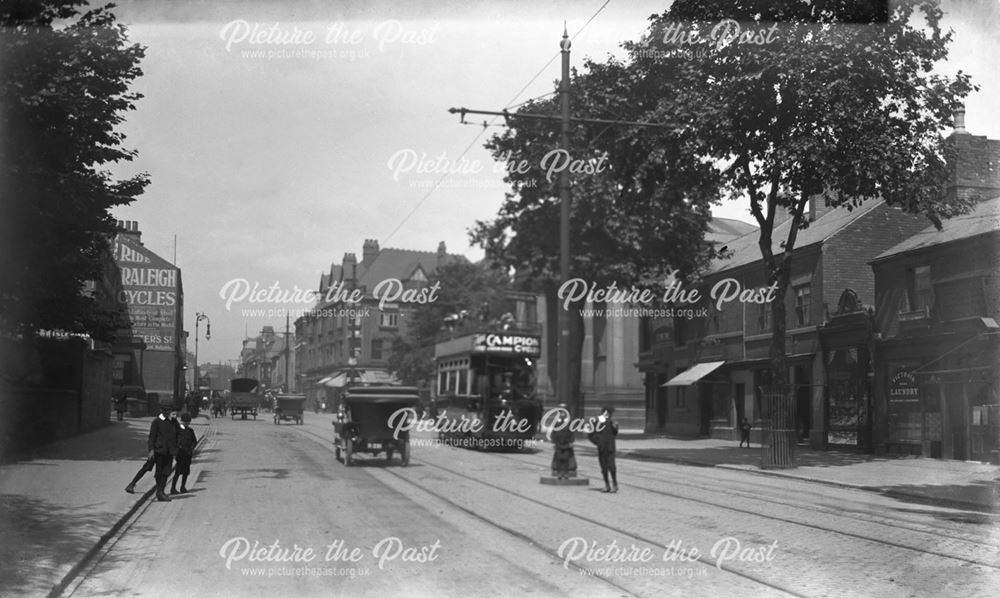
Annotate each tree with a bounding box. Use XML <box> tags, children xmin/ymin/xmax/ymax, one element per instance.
<box><xmin>621</xmin><ymin>0</ymin><xmax>975</xmax><ymax>461</ymax></box>
<box><xmin>0</xmin><ymin>1</ymin><xmax>148</xmax><ymax>341</ymax></box>
<box><xmin>470</xmin><ymin>59</ymin><xmax>723</xmax><ymax>416</ymax></box>
<box><xmin>387</xmin><ymin>261</ymin><xmax>511</xmax><ymax>387</ymax></box>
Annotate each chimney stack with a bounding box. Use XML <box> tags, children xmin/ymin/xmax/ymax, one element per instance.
<box><xmin>953</xmin><ymin>103</ymin><xmax>967</xmax><ymax>134</ymax></box>
<box><xmin>362</xmin><ymin>239</ymin><xmax>379</xmax><ymax>267</ymax></box>
<box><xmin>343</xmin><ymin>252</ymin><xmax>358</xmax><ymax>283</ymax></box>
<box><xmin>116</xmin><ymin>220</ymin><xmax>142</xmax><ymax>242</ymax></box>
<box><xmin>436</xmin><ymin>241</ymin><xmax>447</xmax><ymax>268</ymax></box>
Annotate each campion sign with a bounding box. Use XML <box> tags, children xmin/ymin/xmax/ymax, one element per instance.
<box><xmin>114</xmin><ymin>234</ymin><xmax>180</xmax><ymax>351</ymax></box>
<box><xmin>471</xmin><ymin>333</ymin><xmax>541</xmax><ymax>357</ymax></box>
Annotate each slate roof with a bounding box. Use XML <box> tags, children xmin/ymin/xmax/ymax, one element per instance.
<box><xmin>872</xmin><ymin>196</ymin><xmax>1000</xmax><ymax>262</ymax></box>
<box><xmin>317</xmin><ymin>245</ymin><xmax>466</xmax><ymax>300</ymax></box>
<box><xmin>708</xmin><ymin>201</ymin><xmax>884</xmax><ymax>274</ymax></box>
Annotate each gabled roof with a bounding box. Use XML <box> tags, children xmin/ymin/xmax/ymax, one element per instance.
<box><xmin>873</xmin><ymin>196</ymin><xmax>1000</xmax><ymax>262</ymax></box>
<box><xmin>114</xmin><ymin>234</ymin><xmax>178</xmax><ymax>271</ymax></box>
<box><xmin>708</xmin><ymin>201</ymin><xmax>884</xmax><ymax>274</ymax></box>
<box><xmin>358</xmin><ymin>248</ymin><xmax>462</xmax><ymax>289</ymax></box>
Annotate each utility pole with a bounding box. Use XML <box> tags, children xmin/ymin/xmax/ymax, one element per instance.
<box><xmin>449</xmin><ymin>28</ymin><xmax>679</xmax><ymax>420</ymax></box>
<box><xmin>284</xmin><ymin>312</ymin><xmax>291</xmax><ymax>392</ymax></box>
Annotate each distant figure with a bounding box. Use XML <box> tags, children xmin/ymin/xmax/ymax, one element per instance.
<box><xmin>588</xmin><ymin>406</ymin><xmax>619</xmax><ymax>493</ymax></box>
<box><xmin>171</xmin><ymin>412</ymin><xmax>198</xmax><ymax>494</ymax></box>
<box><xmin>113</xmin><ymin>392</ymin><xmax>127</xmax><ymax>421</ymax></box>
<box><xmin>549</xmin><ymin>405</ymin><xmax>576</xmax><ymax>480</ymax></box>
<box><xmin>740</xmin><ymin>417</ymin><xmax>752</xmax><ymax>448</ymax></box>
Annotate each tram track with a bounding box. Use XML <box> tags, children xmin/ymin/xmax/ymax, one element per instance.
<box><xmin>501</xmin><ymin>447</ymin><xmax>1000</xmax><ymax>543</ymax></box>
<box><xmin>472</xmin><ymin>447</ymin><xmax>1000</xmax><ymax>571</ymax></box>
<box><xmin>292</xmin><ymin>425</ymin><xmax>810</xmax><ymax>598</ymax></box>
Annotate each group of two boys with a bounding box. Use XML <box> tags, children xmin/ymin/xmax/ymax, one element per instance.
<box><xmin>124</xmin><ymin>405</ymin><xmax>198</xmax><ymax>501</ymax></box>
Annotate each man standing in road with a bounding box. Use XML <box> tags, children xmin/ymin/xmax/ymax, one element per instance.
<box><xmin>149</xmin><ymin>405</ymin><xmax>178</xmax><ymax>502</ymax></box>
<box><xmin>588</xmin><ymin>406</ymin><xmax>619</xmax><ymax>493</ymax></box>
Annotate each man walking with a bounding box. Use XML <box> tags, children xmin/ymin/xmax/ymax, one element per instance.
<box><xmin>148</xmin><ymin>405</ymin><xmax>178</xmax><ymax>502</ymax></box>
<box><xmin>588</xmin><ymin>406</ymin><xmax>619</xmax><ymax>493</ymax></box>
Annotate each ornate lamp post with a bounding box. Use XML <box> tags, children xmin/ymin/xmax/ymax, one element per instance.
<box><xmin>193</xmin><ymin>312</ymin><xmax>211</xmax><ymax>402</ymax></box>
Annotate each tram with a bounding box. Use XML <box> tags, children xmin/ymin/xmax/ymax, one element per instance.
<box><xmin>431</xmin><ymin>327</ymin><xmax>543</xmax><ymax>450</ymax></box>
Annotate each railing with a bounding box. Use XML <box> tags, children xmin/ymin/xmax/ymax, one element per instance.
<box><xmin>760</xmin><ymin>385</ymin><xmax>796</xmax><ymax>469</ymax></box>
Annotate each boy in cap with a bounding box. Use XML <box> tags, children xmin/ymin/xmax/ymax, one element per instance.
<box><xmin>171</xmin><ymin>412</ymin><xmax>198</xmax><ymax>494</ymax></box>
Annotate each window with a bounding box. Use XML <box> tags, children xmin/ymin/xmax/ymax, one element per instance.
<box><xmin>758</xmin><ymin>302</ymin><xmax>770</xmax><ymax>333</ymax></box>
<box><xmin>673</xmin><ymin>367</ymin><xmax>687</xmax><ymax>408</ymax></box>
<box><xmin>905</xmin><ymin>266</ymin><xmax>934</xmax><ymax>313</ymax></box>
<box><xmin>794</xmin><ymin>283</ymin><xmax>812</xmax><ymax>326</ymax></box>
<box><xmin>379</xmin><ymin>311</ymin><xmax>399</xmax><ymax>329</ymax></box>
<box><xmin>371</xmin><ymin>338</ymin><xmax>383</xmax><ymax>360</ymax></box>
<box><xmin>674</xmin><ymin>316</ymin><xmax>688</xmax><ymax>345</ymax></box>
<box><xmin>458</xmin><ymin>369</ymin><xmax>468</xmax><ymax>395</ymax></box>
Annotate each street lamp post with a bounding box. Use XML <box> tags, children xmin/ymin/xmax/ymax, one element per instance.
<box><xmin>193</xmin><ymin>312</ymin><xmax>211</xmax><ymax>402</ymax></box>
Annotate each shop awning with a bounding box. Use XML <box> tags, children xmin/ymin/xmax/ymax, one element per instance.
<box><xmin>661</xmin><ymin>361</ymin><xmax>725</xmax><ymax>387</ymax></box>
<box><xmin>324</xmin><ymin>373</ymin><xmax>347</xmax><ymax>388</ymax></box>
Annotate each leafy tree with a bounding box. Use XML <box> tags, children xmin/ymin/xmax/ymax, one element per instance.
<box><xmin>621</xmin><ymin>0</ymin><xmax>975</xmax><ymax>460</ymax></box>
<box><xmin>470</xmin><ymin>59</ymin><xmax>722</xmax><ymax>416</ymax></box>
<box><xmin>387</xmin><ymin>261</ymin><xmax>511</xmax><ymax>387</ymax></box>
<box><xmin>0</xmin><ymin>1</ymin><xmax>148</xmax><ymax>341</ymax></box>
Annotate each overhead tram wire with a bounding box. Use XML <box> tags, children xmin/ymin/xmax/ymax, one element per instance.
<box><xmin>382</xmin><ymin>0</ymin><xmax>614</xmax><ymax>245</ymax></box>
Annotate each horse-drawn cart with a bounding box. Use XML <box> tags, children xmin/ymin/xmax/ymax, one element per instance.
<box><xmin>273</xmin><ymin>393</ymin><xmax>306</xmax><ymax>425</ymax></box>
<box><xmin>333</xmin><ymin>386</ymin><xmax>420</xmax><ymax>466</ymax></box>
<box><xmin>230</xmin><ymin>378</ymin><xmax>260</xmax><ymax>420</ymax></box>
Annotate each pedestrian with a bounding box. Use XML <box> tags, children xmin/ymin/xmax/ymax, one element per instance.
<box><xmin>549</xmin><ymin>405</ymin><xmax>576</xmax><ymax>480</ymax></box>
<box><xmin>113</xmin><ymin>391</ymin><xmax>127</xmax><ymax>421</ymax></box>
<box><xmin>739</xmin><ymin>417</ymin><xmax>752</xmax><ymax>448</ymax></box>
<box><xmin>588</xmin><ymin>406</ymin><xmax>619</xmax><ymax>493</ymax></box>
<box><xmin>124</xmin><ymin>449</ymin><xmax>155</xmax><ymax>495</ymax></box>
<box><xmin>149</xmin><ymin>405</ymin><xmax>179</xmax><ymax>502</ymax></box>
<box><xmin>171</xmin><ymin>412</ymin><xmax>198</xmax><ymax>494</ymax></box>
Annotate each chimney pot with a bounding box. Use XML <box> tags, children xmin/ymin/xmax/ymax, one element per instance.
<box><xmin>953</xmin><ymin>103</ymin><xmax>967</xmax><ymax>133</ymax></box>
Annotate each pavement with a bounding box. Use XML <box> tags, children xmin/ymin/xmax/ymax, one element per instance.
<box><xmin>0</xmin><ymin>413</ymin><xmax>213</xmax><ymax>598</ymax></box>
<box><xmin>0</xmin><ymin>417</ymin><xmax>997</xmax><ymax>598</ymax></box>
<box><xmin>608</xmin><ymin>432</ymin><xmax>1000</xmax><ymax>514</ymax></box>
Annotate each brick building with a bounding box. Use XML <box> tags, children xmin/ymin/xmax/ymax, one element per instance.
<box><xmin>112</xmin><ymin>221</ymin><xmax>185</xmax><ymax>410</ymax></box>
<box><xmin>296</xmin><ymin>240</ymin><xmax>464</xmax><ymax>408</ymax></box>
<box><xmin>639</xmin><ymin>199</ymin><xmax>929</xmax><ymax>449</ymax></box>
<box><xmin>871</xmin><ymin>197</ymin><xmax>999</xmax><ymax>461</ymax></box>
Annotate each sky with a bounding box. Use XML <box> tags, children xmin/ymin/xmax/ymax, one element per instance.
<box><xmin>103</xmin><ymin>0</ymin><xmax>1000</xmax><ymax>365</ymax></box>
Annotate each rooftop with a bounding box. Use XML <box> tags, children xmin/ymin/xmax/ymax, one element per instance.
<box><xmin>873</xmin><ymin>196</ymin><xmax>1000</xmax><ymax>262</ymax></box>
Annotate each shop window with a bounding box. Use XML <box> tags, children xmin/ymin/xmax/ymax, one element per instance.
<box><xmin>794</xmin><ymin>283</ymin><xmax>812</xmax><ymax>326</ymax></box>
<box><xmin>674</xmin><ymin>367</ymin><xmax>687</xmax><ymax>408</ymax></box>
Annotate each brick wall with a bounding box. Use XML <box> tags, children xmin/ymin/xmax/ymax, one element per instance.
<box><xmin>948</xmin><ymin>133</ymin><xmax>1000</xmax><ymax>203</ymax></box>
<box><xmin>823</xmin><ymin>205</ymin><xmax>929</xmax><ymax>312</ymax></box>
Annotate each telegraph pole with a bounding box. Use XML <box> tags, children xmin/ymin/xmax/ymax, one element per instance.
<box><xmin>284</xmin><ymin>312</ymin><xmax>291</xmax><ymax>392</ymax></box>
<box><xmin>449</xmin><ymin>28</ymin><xmax>679</xmax><ymax>420</ymax></box>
